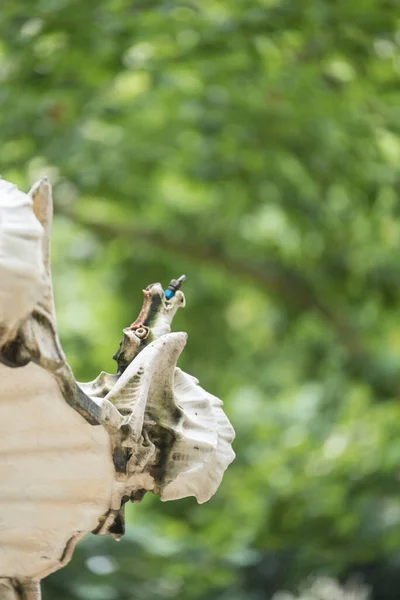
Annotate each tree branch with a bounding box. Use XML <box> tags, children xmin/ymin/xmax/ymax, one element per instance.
<box><xmin>59</xmin><ymin>207</ymin><xmax>400</xmax><ymax>400</ymax></box>
<box><xmin>57</xmin><ymin>207</ymin><xmax>366</xmax><ymax>358</ymax></box>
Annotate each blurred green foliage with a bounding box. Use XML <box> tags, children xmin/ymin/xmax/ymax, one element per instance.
<box><xmin>1</xmin><ymin>0</ymin><xmax>400</xmax><ymax>598</ymax></box>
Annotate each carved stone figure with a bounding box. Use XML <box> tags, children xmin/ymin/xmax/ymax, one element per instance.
<box><xmin>0</xmin><ymin>178</ymin><xmax>235</xmax><ymax>600</ymax></box>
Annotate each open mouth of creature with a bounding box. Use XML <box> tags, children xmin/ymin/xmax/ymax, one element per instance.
<box><xmin>112</xmin><ymin>276</ymin><xmax>187</xmax><ymax>375</ymax></box>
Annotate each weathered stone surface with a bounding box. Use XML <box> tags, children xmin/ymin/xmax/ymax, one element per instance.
<box><xmin>0</xmin><ymin>178</ymin><xmax>235</xmax><ymax>599</ymax></box>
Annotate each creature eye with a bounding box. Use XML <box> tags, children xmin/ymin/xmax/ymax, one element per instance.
<box><xmin>134</xmin><ymin>326</ymin><xmax>149</xmax><ymax>339</ymax></box>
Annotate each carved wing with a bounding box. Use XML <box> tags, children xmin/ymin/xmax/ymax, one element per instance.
<box><xmin>0</xmin><ymin>179</ymin><xmax>44</xmax><ymax>348</ymax></box>
<box><xmin>99</xmin><ymin>332</ymin><xmax>235</xmax><ymax>504</ymax></box>
<box><xmin>161</xmin><ymin>368</ymin><xmax>235</xmax><ymax>503</ymax></box>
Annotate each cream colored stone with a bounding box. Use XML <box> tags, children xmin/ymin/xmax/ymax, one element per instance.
<box><xmin>0</xmin><ymin>177</ymin><xmax>235</xmax><ymax>599</ymax></box>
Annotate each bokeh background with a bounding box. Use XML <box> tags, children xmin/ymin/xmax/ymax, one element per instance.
<box><xmin>1</xmin><ymin>1</ymin><xmax>400</xmax><ymax>599</ymax></box>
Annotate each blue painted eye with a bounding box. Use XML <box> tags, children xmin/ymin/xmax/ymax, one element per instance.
<box><xmin>165</xmin><ymin>289</ymin><xmax>174</xmax><ymax>300</ymax></box>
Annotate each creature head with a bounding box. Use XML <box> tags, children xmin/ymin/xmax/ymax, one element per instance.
<box><xmin>113</xmin><ymin>278</ymin><xmax>186</xmax><ymax>374</ymax></box>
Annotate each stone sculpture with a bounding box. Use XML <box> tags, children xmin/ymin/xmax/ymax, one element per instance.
<box><xmin>0</xmin><ymin>178</ymin><xmax>235</xmax><ymax>599</ymax></box>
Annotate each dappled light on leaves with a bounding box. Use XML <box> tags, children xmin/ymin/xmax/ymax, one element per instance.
<box><xmin>1</xmin><ymin>0</ymin><xmax>400</xmax><ymax>598</ymax></box>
